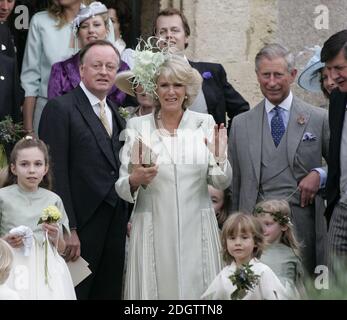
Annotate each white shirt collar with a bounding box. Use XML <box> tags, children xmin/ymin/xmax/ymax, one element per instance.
<box><xmin>265</xmin><ymin>91</ymin><xmax>293</xmax><ymax>113</ymax></box>
<box><xmin>79</xmin><ymin>81</ymin><xmax>107</xmax><ymax>106</ymax></box>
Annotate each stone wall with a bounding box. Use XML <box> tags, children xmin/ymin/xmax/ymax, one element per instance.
<box><xmin>278</xmin><ymin>0</ymin><xmax>347</xmax><ymax>107</ymax></box>
<box><xmin>155</xmin><ymin>0</ymin><xmax>347</xmax><ymax>108</ymax></box>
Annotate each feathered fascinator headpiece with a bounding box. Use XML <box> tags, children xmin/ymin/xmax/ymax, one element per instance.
<box><xmin>130</xmin><ymin>36</ymin><xmax>171</xmax><ymax>96</ymax></box>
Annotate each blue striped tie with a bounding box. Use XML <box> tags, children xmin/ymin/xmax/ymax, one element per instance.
<box><xmin>271</xmin><ymin>106</ymin><xmax>285</xmax><ymax>147</ymax></box>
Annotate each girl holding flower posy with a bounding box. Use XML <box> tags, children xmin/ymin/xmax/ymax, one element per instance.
<box><xmin>0</xmin><ymin>137</ymin><xmax>75</xmax><ymax>299</ymax></box>
<box><xmin>201</xmin><ymin>213</ymin><xmax>288</xmax><ymax>300</ymax></box>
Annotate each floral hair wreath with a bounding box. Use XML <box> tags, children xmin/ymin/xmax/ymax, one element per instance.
<box><xmin>253</xmin><ymin>206</ymin><xmax>292</xmax><ymax>227</ymax></box>
<box><xmin>130</xmin><ymin>36</ymin><xmax>171</xmax><ymax>97</ymax></box>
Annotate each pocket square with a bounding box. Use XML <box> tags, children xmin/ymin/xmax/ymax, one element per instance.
<box><xmin>302</xmin><ymin>132</ymin><xmax>317</xmax><ymax>141</ymax></box>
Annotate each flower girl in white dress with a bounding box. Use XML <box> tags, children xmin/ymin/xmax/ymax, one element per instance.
<box><xmin>0</xmin><ymin>137</ymin><xmax>75</xmax><ymax>299</ymax></box>
<box><xmin>254</xmin><ymin>199</ymin><xmax>306</xmax><ymax>299</ymax></box>
<box><xmin>201</xmin><ymin>212</ymin><xmax>287</xmax><ymax>300</ymax></box>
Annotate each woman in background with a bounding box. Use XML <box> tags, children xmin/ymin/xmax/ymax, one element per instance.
<box><xmin>298</xmin><ymin>45</ymin><xmax>337</xmax><ymax>105</ymax></box>
<box><xmin>47</xmin><ymin>1</ymin><xmax>129</xmax><ymax>105</ymax></box>
<box><xmin>21</xmin><ymin>0</ymin><xmax>88</xmax><ymax>135</ymax></box>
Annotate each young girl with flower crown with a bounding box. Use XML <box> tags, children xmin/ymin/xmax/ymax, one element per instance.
<box><xmin>201</xmin><ymin>212</ymin><xmax>287</xmax><ymax>300</ymax></box>
<box><xmin>254</xmin><ymin>199</ymin><xmax>306</xmax><ymax>299</ymax></box>
<box><xmin>0</xmin><ymin>137</ymin><xmax>76</xmax><ymax>299</ymax></box>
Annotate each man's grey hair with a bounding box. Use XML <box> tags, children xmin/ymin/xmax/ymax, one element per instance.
<box><xmin>255</xmin><ymin>43</ymin><xmax>295</xmax><ymax>73</ymax></box>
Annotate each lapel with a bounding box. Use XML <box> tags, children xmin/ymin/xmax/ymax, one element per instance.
<box><xmin>247</xmin><ymin>102</ymin><xmax>264</xmax><ymax>183</ymax></box>
<box><xmin>108</xmin><ymin>98</ymin><xmax>126</xmax><ymax>168</ymax></box>
<box><xmin>189</xmin><ymin>61</ymin><xmax>213</xmax><ymax>106</ymax></box>
<box><xmin>73</xmin><ymin>86</ymin><xmax>118</xmax><ymax>170</ymax></box>
<box><xmin>107</xmin><ymin>97</ymin><xmax>125</xmax><ymax>132</ymax></box>
<box><xmin>332</xmin><ymin>90</ymin><xmax>347</xmax><ymax>141</ymax></box>
<box><xmin>286</xmin><ymin>96</ymin><xmax>310</xmax><ymax>169</ymax></box>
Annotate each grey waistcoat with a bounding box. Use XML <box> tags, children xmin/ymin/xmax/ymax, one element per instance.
<box><xmin>258</xmin><ymin>111</ymin><xmax>299</xmax><ymax>205</ymax></box>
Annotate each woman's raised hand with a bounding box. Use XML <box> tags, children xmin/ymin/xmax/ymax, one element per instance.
<box><xmin>205</xmin><ymin>123</ymin><xmax>228</xmax><ymax>162</ymax></box>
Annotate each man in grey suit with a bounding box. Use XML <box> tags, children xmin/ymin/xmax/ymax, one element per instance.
<box><xmin>229</xmin><ymin>43</ymin><xmax>329</xmax><ymax>275</ymax></box>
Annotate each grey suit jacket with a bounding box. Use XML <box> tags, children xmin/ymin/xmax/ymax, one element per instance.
<box><xmin>229</xmin><ymin>96</ymin><xmax>329</xmax><ymax>213</ymax></box>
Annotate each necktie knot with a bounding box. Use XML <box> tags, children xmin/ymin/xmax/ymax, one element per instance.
<box><xmin>273</xmin><ymin>105</ymin><xmax>281</xmax><ymax>114</ymax></box>
<box><xmin>271</xmin><ymin>105</ymin><xmax>285</xmax><ymax>147</ymax></box>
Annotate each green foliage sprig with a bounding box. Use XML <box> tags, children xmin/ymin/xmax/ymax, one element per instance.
<box><xmin>229</xmin><ymin>263</ymin><xmax>260</xmax><ymax>300</ymax></box>
<box><xmin>254</xmin><ymin>206</ymin><xmax>291</xmax><ymax>226</ymax></box>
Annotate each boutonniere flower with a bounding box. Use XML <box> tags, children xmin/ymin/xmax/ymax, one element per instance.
<box><xmin>202</xmin><ymin>71</ymin><xmax>213</xmax><ymax>80</ymax></box>
<box><xmin>297</xmin><ymin>115</ymin><xmax>306</xmax><ymax>125</ymax></box>
<box><xmin>38</xmin><ymin>205</ymin><xmax>62</xmax><ymax>285</ymax></box>
<box><xmin>118</xmin><ymin>107</ymin><xmax>130</xmax><ymax>120</ymax></box>
<box><xmin>229</xmin><ymin>262</ymin><xmax>260</xmax><ymax>300</ymax></box>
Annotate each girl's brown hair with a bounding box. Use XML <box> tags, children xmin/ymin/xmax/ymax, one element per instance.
<box><xmin>4</xmin><ymin>137</ymin><xmax>53</xmax><ymax>190</ymax></box>
<box><xmin>216</xmin><ymin>189</ymin><xmax>232</xmax><ymax>229</ymax></box>
<box><xmin>221</xmin><ymin>212</ymin><xmax>265</xmax><ymax>264</ymax></box>
<box><xmin>255</xmin><ymin>199</ymin><xmax>301</xmax><ymax>257</ymax></box>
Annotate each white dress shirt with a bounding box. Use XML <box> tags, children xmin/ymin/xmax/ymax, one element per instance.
<box><xmin>265</xmin><ymin>91</ymin><xmax>292</xmax><ymax>129</ymax></box>
<box><xmin>80</xmin><ymin>82</ymin><xmax>113</xmax><ymax>133</ymax></box>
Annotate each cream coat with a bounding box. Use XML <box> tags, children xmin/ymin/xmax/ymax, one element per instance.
<box><xmin>115</xmin><ymin>110</ymin><xmax>232</xmax><ymax>299</ymax></box>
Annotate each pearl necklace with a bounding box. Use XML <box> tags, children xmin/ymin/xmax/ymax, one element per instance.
<box><xmin>156</xmin><ymin>111</ymin><xmax>180</xmax><ymax>136</ymax></box>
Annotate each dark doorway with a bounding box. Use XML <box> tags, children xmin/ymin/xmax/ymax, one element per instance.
<box><xmin>94</xmin><ymin>0</ymin><xmax>161</xmax><ymax>48</ymax></box>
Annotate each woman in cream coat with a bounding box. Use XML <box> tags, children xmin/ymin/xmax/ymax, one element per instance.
<box><xmin>115</xmin><ymin>54</ymin><xmax>232</xmax><ymax>300</ymax></box>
